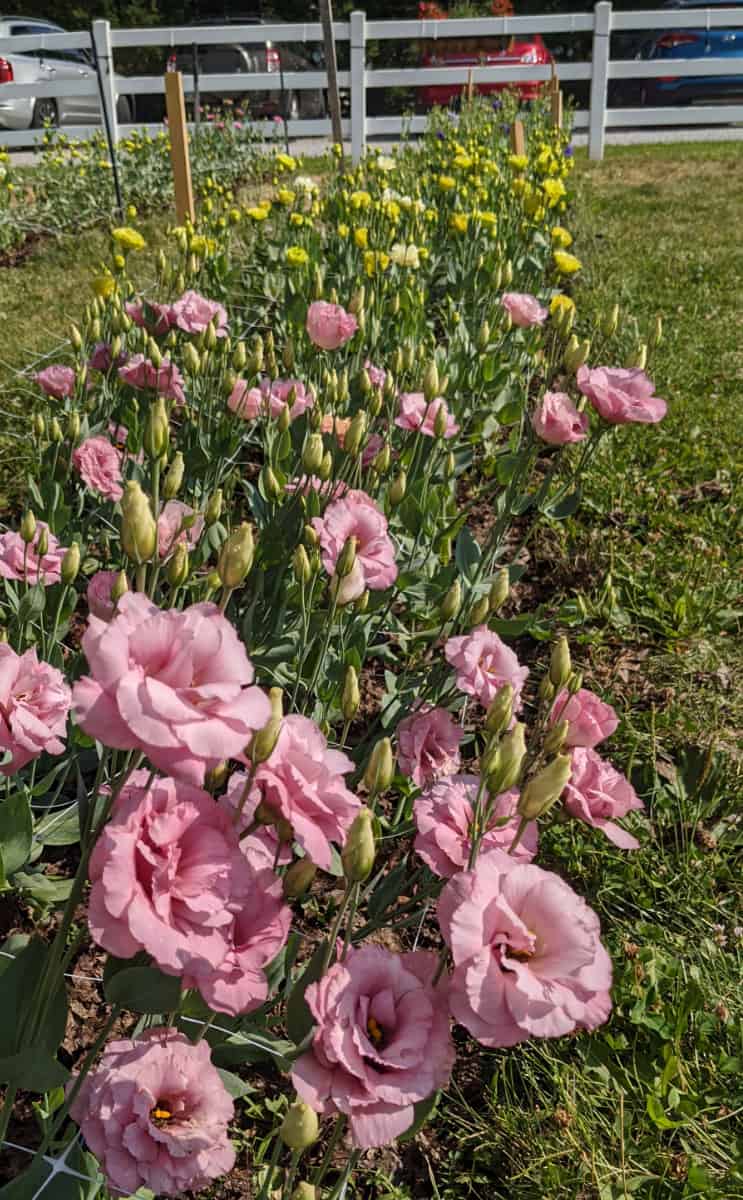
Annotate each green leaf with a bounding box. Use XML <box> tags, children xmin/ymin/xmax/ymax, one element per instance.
<box><xmin>17</xmin><ymin>583</ymin><xmax>47</xmax><ymax>623</ymax></box>
<box><xmin>0</xmin><ymin>937</ymin><xmax>67</xmax><ymax>1062</ymax></box>
<box><xmin>0</xmin><ymin>1047</ymin><xmax>69</xmax><ymax>1090</ymax></box>
<box><xmin>34</xmin><ymin>803</ymin><xmax>80</xmax><ymax>846</ymax></box>
<box><xmin>454</xmin><ymin>527</ymin><xmax>481</xmax><ymax>582</ymax></box>
<box><xmin>13</xmin><ymin>870</ymin><xmax>74</xmax><ymax>906</ymax></box>
<box><xmin>103</xmin><ymin>956</ymin><xmax>182</xmax><ymax>1013</ymax></box>
<box><xmin>399</xmin><ymin>1090</ymin><xmax>440</xmax><ymax>1141</ymax></box>
<box><xmin>286</xmin><ymin>942</ymin><xmax>326</xmax><ymax>1044</ymax></box>
<box><xmin>216</xmin><ymin>1066</ymin><xmax>254</xmax><ymax>1099</ymax></box>
<box><xmin>0</xmin><ymin>790</ymin><xmax>33</xmax><ymax>875</ymax></box>
<box><xmin>646</xmin><ymin>1093</ymin><xmax>686</xmax><ymax>1129</ymax></box>
<box><xmin>211</xmin><ymin>1032</ymin><xmax>294</xmax><ymax>1072</ymax></box>
<box><xmin>398</xmin><ymin>494</ymin><xmax>423</xmax><ymax>537</ymax></box>
<box><xmin>545</xmin><ymin>488</ymin><xmax>582</xmax><ymax>519</ymax></box>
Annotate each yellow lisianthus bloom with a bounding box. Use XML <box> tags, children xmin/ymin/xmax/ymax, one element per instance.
<box><xmin>92</xmin><ymin>273</ymin><xmax>116</xmax><ymax>299</ymax></box>
<box><xmin>350</xmin><ymin>190</ymin><xmax>372</xmax><ymax>209</ymax></box>
<box><xmin>277</xmin><ymin>188</ymin><xmax>296</xmax><ymax>206</ymax></box>
<box><xmin>111</xmin><ymin>226</ymin><xmax>145</xmax><ymax>252</ymax></box>
<box><xmin>476</xmin><ymin>211</ymin><xmax>497</xmax><ymax>228</ymax></box>
<box><xmin>511</xmin><ymin>178</ymin><xmax>527</xmax><ymax>196</ymax></box>
<box><xmin>363</xmin><ymin>250</ymin><xmax>390</xmax><ymax>277</ymax></box>
<box><xmin>286</xmin><ymin>245</ymin><xmax>309</xmax><ymax>267</ymax></box>
<box><xmin>290</xmin><ymin>212</ymin><xmax>305</xmax><ymax>227</ymax></box>
<box><xmin>550</xmin><ymin>294</ymin><xmax>576</xmax><ymax>319</ymax></box>
<box><xmin>454</xmin><ymin>153</ymin><xmax>472</xmax><ymax>169</ymax></box>
<box><xmin>450</xmin><ymin>213</ymin><xmax>469</xmax><ymax>234</ymax></box>
<box><xmin>354</xmin><ymin>227</ymin><xmax>369</xmax><ymax>249</ymax></box>
<box><xmin>551</xmin><ymin>225</ymin><xmax>573</xmax><ymax>249</ymax></box>
<box><xmin>382</xmin><ymin>199</ymin><xmax>400</xmax><ymax>222</ymax></box>
<box><xmin>508</xmin><ymin>154</ymin><xmax>528</xmax><ymax>172</ymax></box>
<box><xmin>542</xmin><ymin>178</ymin><xmax>566</xmax><ymax>208</ymax></box>
<box><xmin>337</xmin><ymin>222</ymin><xmax>350</xmax><ymax>238</ymax></box>
<box><xmin>276</xmin><ymin>152</ymin><xmax>296</xmax><ymax>170</ymax></box>
<box><xmin>247</xmin><ymin>206</ymin><xmax>269</xmax><ymax>221</ymax></box>
<box><xmin>438</xmin><ymin>175</ymin><xmax>456</xmax><ymax>191</ymax></box>
<box><xmin>553</xmin><ymin>250</ymin><xmax>582</xmax><ymax>275</ymax></box>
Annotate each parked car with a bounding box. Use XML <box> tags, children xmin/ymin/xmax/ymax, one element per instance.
<box><xmin>417</xmin><ymin>33</ymin><xmax>554</xmax><ymax>110</ymax></box>
<box><xmin>0</xmin><ymin>15</ymin><xmax>133</xmax><ymax>130</ymax></box>
<box><xmin>170</xmin><ymin>16</ymin><xmax>328</xmax><ymax>121</ymax></box>
<box><xmin>615</xmin><ymin>0</ymin><xmax>743</xmax><ymax>107</ymax></box>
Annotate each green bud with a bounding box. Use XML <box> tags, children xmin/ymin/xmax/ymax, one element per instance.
<box><xmin>489</xmin><ymin>567</ymin><xmax>510</xmax><ymax>612</ymax></box>
<box><xmin>303</xmin><ymin>524</ymin><xmax>319</xmax><ymax>549</ymax></box>
<box><xmin>67</xmin><ymin>411</ymin><xmax>80</xmax><ymax>443</ymax></box>
<box><xmin>121</xmin><ymin>481</ymin><xmax>157</xmax><ymax>564</ymax></box>
<box><xmin>60</xmin><ymin>541</ymin><xmax>80</xmax><ymax>586</ymax></box>
<box><xmin>358</xmin><ymin>367</ymin><xmax>372</xmax><ymax>395</ymax></box>
<box><xmin>433</xmin><ymin>401</ymin><xmax>449</xmax><ymax>439</ymax></box>
<box><xmin>423</xmin><ymin>360</ymin><xmax>440</xmax><ymax>404</ymax></box>
<box><xmin>372</xmin><ymin>443</ymin><xmax>391</xmax><ymax>475</ymax></box>
<box><xmin>143</xmin><ymin>397</ymin><xmax>170</xmax><ymax>459</ymax></box>
<box><xmin>477</xmin><ymin>319</ymin><xmax>490</xmax><ymax>351</ymax></box>
<box><xmin>468</xmin><ymin>596</ymin><xmax>490</xmax><ymax>627</ymax></box>
<box><xmin>20</xmin><ymin>510</ymin><xmax>37</xmax><ymax>544</ymax></box>
<box><xmin>564</xmin><ymin>336</ymin><xmax>590</xmax><ymax>374</ymax></box>
<box><xmin>503</xmin><ymin>260</ymin><xmax>513</xmax><ymax>287</ymax></box>
<box><xmin>147</xmin><ymin>337</ymin><xmax>162</xmax><ymax>369</ymax></box>
<box><xmin>50</xmin><ymin>417</ymin><xmax>63</xmax><ymax>443</ymax></box>
<box><xmin>182</xmin><ymin>341</ymin><xmax>201</xmax><ymax>375</ymax></box>
<box><xmin>249</xmin><ymin>716</ymin><xmax>282</xmax><ymax>766</ymax></box>
<box><xmin>280</xmin><ymin>1100</ymin><xmax>319</xmax><ymax>1151</ymax></box>
<box><xmin>342</xmin><ymin>664</ymin><xmax>360</xmax><ymax>720</ymax></box>
<box><xmin>302</xmin><ymin>433</ymin><xmax>324</xmax><ymax>475</ymax></box>
<box><xmin>648</xmin><ymin>314</ymin><xmax>663</xmax><ymax>351</ymax></box>
<box><xmin>111</xmin><ymin>570</ymin><xmax>129</xmax><ymax>604</ymax></box>
<box><xmin>167</xmin><ymin>541</ymin><xmax>189</xmax><ymax>588</ymax></box>
<box><xmin>369</xmin><ymin>388</ymin><xmax>383</xmax><ymax>418</ymax></box>
<box><xmin>342</xmin><ymin>807</ymin><xmax>376</xmax><ymax>882</ymax></box>
<box><xmin>70</xmin><ymin>323</ymin><xmax>83</xmax><ymax>351</ymax></box>
<box><xmin>440</xmin><ymin>579</ymin><xmax>462</xmax><ymax>622</ymax></box>
<box><xmin>293</xmin><ymin>544</ymin><xmax>311</xmax><ymax>584</ymax></box>
<box><xmin>568</xmin><ymin>670</ymin><xmax>583</xmax><ymax>695</ymax></box>
<box><xmin>348</xmin><ymin>285</ymin><xmax>365</xmax><ymax>316</ymax></box>
<box><xmin>261</xmin><ymin>464</ymin><xmax>282</xmax><ymax>501</ymax></box>
<box><xmin>363</xmin><ymin>737</ymin><xmax>394</xmax><ymax>794</ymax></box>
<box><xmin>344</xmin><ymin>411</ymin><xmax>367</xmax><ymax>457</ymax></box>
<box><xmin>204</xmin><ymin>489</ymin><xmax>223</xmax><ymax>527</ymax></box>
<box><xmin>282</xmin><ymin>858</ymin><xmax>318</xmax><ymax>899</ymax></box>
<box><xmin>232</xmin><ymin>341</ymin><xmax>247</xmax><ymax>371</ymax></box>
<box><xmin>549</xmin><ymin>635</ymin><xmax>571</xmax><ymax>689</ymax></box>
<box><xmin>291</xmin><ymin>1183</ymin><xmax>317</xmax><ymax>1200</ymax></box>
<box><xmin>445</xmin><ymin>451</ymin><xmax>456</xmax><ymax>479</ymax></box>
<box><xmin>33</xmin><ymin>412</ymin><xmax>46</xmax><ymax>439</ymax></box>
<box><xmin>626</xmin><ymin>342</ymin><xmax>647</xmax><ymax>370</ymax></box>
<box><xmin>486</xmin><ymin>721</ymin><xmax>527</xmax><ymax>794</ymax></box>
<box><xmin>318</xmin><ymin>451</ymin><xmax>333</xmax><ymax>482</ymax></box>
<box><xmin>485</xmin><ymin>682</ymin><xmax>514</xmax><ymax>736</ymax></box>
<box><xmin>543</xmin><ymin>717</ymin><xmax>569</xmax><ymax>757</ymax></box>
<box><xmin>163</xmin><ymin>451</ymin><xmax>184</xmax><ymax>501</ymax></box>
<box><xmin>518</xmin><ymin>753</ymin><xmax>572</xmax><ymax>820</ymax></box>
<box><xmin>36</xmin><ymin>526</ymin><xmax>48</xmax><ymax>558</ymax></box>
<box><xmin>355</xmin><ymin>589</ymin><xmax>369</xmax><ymax>613</ymax></box>
<box><xmin>336</xmin><ymin>536</ymin><xmax>358</xmax><ymax>579</ymax></box>
<box><xmin>388</xmin><ymin>470</ymin><xmax>407</xmax><ymax>507</ymax></box>
<box><xmin>217</xmin><ymin>522</ymin><xmax>255</xmax><ymax>589</ymax></box>
<box><xmin>269</xmin><ymin>687</ymin><xmax>283</xmax><ymax>720</ymax></box>
<box><xmin>205</xmin><ymin>321</ymin><xmax>217</xmax><ymax>351</ymax></box>
<box><xmin>601</xmin><ymin>303</ymin><xmax>619</xmax><ymax>338</ymax></box>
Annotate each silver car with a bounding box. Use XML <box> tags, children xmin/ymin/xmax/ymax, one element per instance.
<box><xmin>0</xmin><ymin>16</ymin><xmax>132</xmax><ymax>130</ymax></box>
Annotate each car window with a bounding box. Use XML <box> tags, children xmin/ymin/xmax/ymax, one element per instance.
<box><xmin>199</xmin><ymin>46</ymin><xmax>247</xmax><ymax>72</ymax></box>
<box><xmin>41</xmin><ymin>49</ymin><xmax>90</xmax><ymax>65</ymax></box>
<box><xmin>10</xmin><ymin>23</ymin><xmax>61</xmax><ymax>36</ymax></box>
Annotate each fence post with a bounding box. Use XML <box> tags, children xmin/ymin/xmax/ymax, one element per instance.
<box><xmin>91</xmin><ymin>19</ymin><xmax>118</xmax><ymax>147</ymax></box>
<box><xmin>588</xmin><ymin>1</ymin><xmax>612</xmax><ymax>161</ymax></box>
<box><xmin>350</xmin><ymin>10</ymin><xmax>367</xmax><ymax>164</ymax></box>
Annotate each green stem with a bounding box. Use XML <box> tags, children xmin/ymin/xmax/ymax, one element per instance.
<box><xmin>313</xmin><ymin>1114</ymin><xmax>346</xmax><ymax>1188</ymax></box>
<box><xmin>256</xmin><ymin>1134</ymin><xmax>283</xmax><ymax>1200</ymax></box>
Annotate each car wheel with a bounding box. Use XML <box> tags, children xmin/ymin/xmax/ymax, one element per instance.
<box><xmin>32</xmin><ymin>98</ymin><xmax>58</xmax><ymax>128</ymax></box>
<box><xmin>116</xmin><ymin>95</ymin><xmax>132</xmax><ymax>124</ymax></box>
<box><xmin>282</xmin><ymin>91</ymin><xmax>300</xmax><ymax>122</ymax></box>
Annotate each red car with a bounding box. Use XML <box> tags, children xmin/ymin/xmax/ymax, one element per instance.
<box><xmin>417</xmin><ymin>34</ymin><xmax>554</xmax><ymax>109</ymax></box>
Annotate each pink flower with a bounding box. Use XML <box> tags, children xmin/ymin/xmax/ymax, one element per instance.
<box><xmin>0</xmin><ymin>523</ymin><xmax>66</xmax><ymax>586</ymax></box>
<box><xmin>86</xmin><ymin>570</ymin><xmax>119</xmax><ymax>621</ymax></box>
<box><xmin>118</xmin><ymin>354</ymin><xmax>186</xmax><ymax>405</ymax></box>
<box><xmin>228</xmin><ymin>377</ymin><xmax>313</xmax><ymax>422</ymax></box>
<box><xmin>72</xmin><ymin>594</ymin><xmax>271</xmax><ymax>785</ymax></box>
<box><xmin>532</xmin><ymin>390</ymin><xmax>588</xmax><ymax>445</ymax></box>
<box><xmin>444</xmin><ymin>626</ymin><xmax>529</xmax><ymax>709</ymax></box>
<box><xmin>173</xmin><ymin>290</ymin><xmax>229</xmax><ymax>337</ymax></box>
<box><xmin>414</xmin><ymin>776</ymin><xmax>537</xmax><ymax>877</ymax></box>
<box><xmin>240</xmin><ymin>714</ymin><xmax>360</xmax><ymax>871</ymax></box>
<box><xmin>312</xmin><ymin>489</ymin><xmax>397</xmax><ymax>602</ymax></box>
<box><xmin>125</xmin><ymin>298</ymin><xmax>176</xmax><ymax>335</ymax></box>
<box><xmin>395</xmin><ymin>393</ymin><xmax>459</xmax><ymax>438</ymax></box>
<box><xmin>157</xmin><ymin>500</ymin><xmax>204</xmax><ymax>559</ymax></box>
<box><xmin>563</xmin><ymin>747</ymin><xmax>643</xmax><ymax>849</ymax></box>
<box><xmin>306</xmin><ymin>300</ymin><xmax>358</xmax><ymax>350</ymax></box>
<box><xmin>35</xmin><ymin>364</ymin><xmax>75</xmax><ymax>398</ymax></box>
<box><xmin>0</xmin><ymin>645</ymin><xmax>70</xmax><ymax>775</ymax></box>
<box><xmin>69</xmin><ymin>1028</ymin><xmax>235</xmax><ymax>1196</ymax></box>
<box><xmin>576</xmin><ymin>365</ymin><xmax>667</xmax><ymax>424</ymax></box>
<box><xmin>292</xmin><ymin>945</ymin><xmax>454</xmax><ymax>1148</ymax></box>
<box><xmin>284</xmin><ymin>475</ymin><xmax>348</xmax><ymax>500</ymax></box>
<box><xmin>551</xmin><ymin>687</ymin><xmax>618</xmax><ymax>749</ymax></box>
<box><xmin>72</xmin><ymin>436</ymin><xmax>124</xmax><ymax>502</ymax></box>
<box><xmin>398</xmin><ymin>705</ymin><xmax>462</xmax><ymax>788</ymax></box>
<box><xmin>501</xmin><ymin>292</ymin><xmax>549</xmax><ymax>328</ymax></box>
<box><xmin>362</xmin><ymin>432</ymin><xmax>385</xmax><ymax>468</ymax></box>
<box><xmin>365</xmin><ymin>360</ymin><xmax>386</xmax><ymax>389</ymax></box>
<box><xmin>320</xmin><ymin>413</ymin><xmax>351</xmax><ymax>446</ymax></box>
<box><xmin>438</xmin><ymin>850</ymin><xmax>612</xmax><ymax>1046</ymax></box>
<box><xmin>89</xmin><ymin>342</ymin><xmax>127</xmax><ymax>373</ymax></box>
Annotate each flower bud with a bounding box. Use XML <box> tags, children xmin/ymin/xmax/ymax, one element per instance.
<box><xmin>70</xmin><ymin>323</ymin><xmax>83</xmax><ymax>351</ymax></box>
<box><xmin>261</xmin><ymin>464</ymin><xmax>282</xmax><ymax>501</ymax></box>
<box><xmin>344</xmin><ymin>411</ymin><xmax>367</xmax><ymax>457</ymax></box>
<box><xmin>249</xmin><ymin>716</ymin><xmax>282</xmax><ymax>766</ymax></box>
<box><xmin>355</xmin><ymin>590</ymin><xmax>369</xmax><ymax>614</ymax></box>
<box><xmin>342</xmin><ymin>664</ymin><xmax>360</xmax><ymax>720</ymax></box>
<box><xmin>601</xmin><ymin>303</ymin><xmax>619</xmax><ymax>338</ymax></box>
<box><xmin>423</xmin><ymin>360</ymin><xmax>440</xmax><ymax>404</ymax></box>
<box><xmin>143</xmin><ymin>397</ymin><xmax>170</xmax><ymax>459</ymax></box>
<box><xmin>163</xmin><ymin>451</ymin><xmax>184</xmax><ymax>501</ymax></box>
<box><xmin>336</xmin><ymin>536</ymin><xmax>357</xmax><ymax>579</ymax></box>
<box><xmin>388</xmin><ymin>470</ymin><xmax>406</xmax><ymax>507</ymax></box>
<box><xmin>485</xmin><ymin>682</ymin><xmax>514</xmax><ymax>736</ymax></box>
<box><xmin>568</xmin><ymin>670</ymin><xmax>583</xmax><ymax>695</ymax></box>
<box><xmin>342</xmin><ymin>807</ymin><xmax>376</xmax><ymax>882</ymax></box>
<box><xmin>111</xmin><ymin>570</ymin><xmax>129</xmax><ymax>604</ymax></box>
<box><xmin>50</xmin><ymin>417</ymin><xmax>63</xmax><ymax>443</ymax></box>
<box><xmin>303</xmin><ymin>523</ymin><xmax>319</xmax><ymax>549</ymax></box>
<box><xmin>121</xmin><ymin>481</ymin><xmax>157</xmax><ymax>563</ymax></box>
<box><xmin>269</xmin><ymin>687</ymin><xmax>283</xmax><ymax>720</ymax></box>
<box><xmin>538</xmin><ymin>674</ymin><xmax>556</xmax><ymax>704</ymax></box>
<box><xmin>293</xmin><ymin>544</ymin><xmax>311</xmax><ymax>584</ymax></box>
<box><xmin>503</xmin><ymin>260</ymin><xmax>513</xmax><ymax>286</ymax></box>
<box><xmin>147</xmin><ymin>337</ymin><xmax>162</xmax><ymax>369</ymax></box>
<box><xmin>205</xmin><ymin>321</ymin><xmax>217</xmax><ymax>351</ymax></box>
<box><xmin>363</xmin><ymin>737</ymin><xmax>394</xmax><ymax>793</ymax></box>
<box><xmin>433</xmin><ymin>402</ymin><xmax>449</xmax><ymax>439</ymax></box>
<box><xmin>489</xmin><ymin>567</ymin><xmax>510</xmax><ymax>612</ymax></box>
<box><xmin>280</xmin><ymin>1100</ymin><xmax>319</xmax><ymax>1151</ymax></box>
<box><xmin>67</xmin><ymin>411</ymin><xmax>81</xmax><ymax>443</ymax></box>
<box><xmin>477</xmin><ymin>319</ymin><xmax>490</xmax><ymax>351</ymax></box>
<box><xmin>204</xmin><ymin>489</ymin><xmax>223</xmax><ymax>527</ymax></box>
<box><xmin>60</xmin><ymin>541</ymin><xmax>80</xmax><ymax>586</ymax></box>
<box><xmin>468</xmin><ymin>596</ymin><xmax>490</xmax><ymax>627</ymax></box>
<box><xmin>232</xmin><ymin>341</ymin><xmax>247</xmax><ymax>371</ymax></box>
<box><xmin>302</xmin><ymin>433</ymin><xmax>324</xmax><ymax>475</ymax></box>
<box><xmin>518</xmin><ymin>753</ymin><xmax>572</xmax><ymax>820</ymax></box>
<box><xmin>440</xmin><ymin>579</ymin><xmax>462</xmax><ymax>622</ymax></box>
<box><xmin>626</xmin><ymin>342</ymin><xmax>647</xmax><ymax>370</ymax></box>
<box><xmin>291</xmin><ymin>1183</ymin><xmax>317</xmax><ymax>1200</ymax></box>
<box><xmin>282</xmin><ymin>858</ymin><xmax>317</xmax><ymax>899</ymax></box>
<box><xmin>372</xmin><ymin>442</ymin><xmax>391</xmax><ymax>475</ymax></box>
<box><xmin>318</xmin><ymin>451</ymin><xmax>333</xmax><ymax>482</ymax></box>
<box><xmin>33</xmin><ymin>413</ymin><xmax>46</xmax><ymax>439</ymax></box>
<box><xmin>167</xmin><ymin>541</ymin><xmax>189</xmax><ymax>588</ymax></box>
<box><xmin>205</xmin><ymin>761</ymin><xmax>229</xmax><ymax>791</ymax></box>
<box><xmin>486</xmin><ymin>721</ymin><xmax>527</xmax><ymax>794</ymax></box>
<box><xmin>648</xmin><ymin>315</ymin><xmax>663</xmax><ymax>351</ymax></box>
<box><xmin>183</xmin><ymin>342</ymin><xmax>201</xmax><ymax>375</ymax></box>
<box><xmin>549</xmin><ymin>635</ymin><xmax>571</xmax><ymax>689</ymax></box>
<box><xmin>563</xmin><ymin>336</ymin><xmax>590</xmax><ymax>374</ymax></box>
<box><xmin>36</xmin><ymin>527</ymin><xmax>49</xmax><ymax>558</ymax></box>
<box><xmin>543</xmin><ymin>717</ymin><xmax>569</xmax><ymax>757</ymax></box>
<box><xmin>217</xmin><ymin>522</ymin><xmax>255</xmax><ymax>589</ymax></box>
<box><xmin>20</xmin><ymin>510</ymin><xmax>36</xmax><ymax>545</ymax></box>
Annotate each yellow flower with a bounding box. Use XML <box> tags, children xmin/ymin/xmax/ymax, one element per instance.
<box><xmin>350</xmin><ymin>190</ymin><xmax>372</xmax><ymax>209</ymax></box>
<box><xmin>511</xmin><ymin>178</ymin><xmax>526</xmax><ymax>196</ymax></box>
<box><xmin>550</xmin><ymin>294</ymin><xmax>576</xmax><ymax>319</ymax></box>
<box><xmin>337</xmin><ymin>222</ymin><xmax>350</xmax><ymax>238</ymax></box>
<box><xmin>229</xmin><ymin>207</ymin><xmax>242</xmax><ymax>224</ymax></box>
<box><xmin>551</xmin><ymin>225</ymin><xmax>573</xmax><ymax>249</ymax></box>
<box><xmin>276</xmin><ymin>152</ymin><xmax>296</xmax><ymax>170</ymax></box>
<box><xmin>449</xmin><ymin>213</ymin><xmax>469</xmax><ymax>234</ymax></box>
<box><xmin>276</xmin><ymin>187</ymin><xmax>296</xmax><ymax>206</ymax></box>
<box><xmin>553</xmin><ymin>250</ymin><xmax>582</xmax><ymax>275</ymax></box>
<box><xmin>508</xmin><ymin>154</ymin><xmax>528</xmax><ymax>172</ymax></box>
<box><xmin>354</xmin><ymin>227</ymin><xmax>369</xmax><ymax>249</ymax></box>
<box><xmin>247</xmin><ymin>206</ymin><xmax>269</xmax><ymax>221</ymax></box>
<box><xmin>111</xmin><ymin>226</ymin><xmax>145</xmax><ymax>252</ymax></box>
<box><xmin>382</xmin><ymin>200</ymin><xmax>400</xmax><ymax>222</ymax></box>
<box><xmin>390</xmin><ymin>243</ymin><xmax>420</xmax><ymax>268</ymax></box>
<box><xmin>542</xmin><ymin>178</ymin><xmax>566</xmax><ymax>208</ymax></box>
<box><xmin>92</xmin><ymin>273</ymin><xmax>116</xmax><ymax>299</ymax></box>
<box><xmin>476</xmin><ymin>210</ymin><xmax>497</xmax><ymax>228</ymax></box>
<box><xmin>363</xmin><ymin>250</ymin><xmax>390</xmax><ymax>277</ymax></box>
<box><xmin>438</xmin><ymin>175</ymin><xmax>456</xmax><ymax>191</ymax></box>
<box><xmin>286</xmin><ymin>245</ymin><xmax>309</xmax><ymax>267</ymax></box>
<box><xmin>126</xmin><ymin>204</ymin><xmax>138</xmax><ymax>219</ymax></box>
<box><xmin>290</xmin><ymin>212</ymin><xmax>305</xmax><ymax>227</ymax></box>
<box><xmin>454</xmin><ymin>153</ymin><xmax>472</xmax><ymax>169</ymax></box>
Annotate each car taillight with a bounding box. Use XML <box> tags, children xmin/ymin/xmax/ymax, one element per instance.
<box><xmin>266</xmin><ymin>47</ymin><xmax>280</xmax><ymax>72</ymax></box>
<box><xmin>0</xmin><ymin>57</ymin><xmax>14</xmax><ymax>83</ymax></box>
<box><xmin>656</xmin><ymin>32</ymin><xmax>702</xmax><ymax>48</ymax></box>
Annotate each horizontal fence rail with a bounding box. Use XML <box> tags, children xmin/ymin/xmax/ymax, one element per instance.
<box><xmin>0</xmin><ymin>5</ymin><xmax>742</xmax><ymax>160</ymax></box>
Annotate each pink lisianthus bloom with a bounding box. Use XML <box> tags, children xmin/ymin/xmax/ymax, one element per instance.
<box><xmin>576</xmin><ymin>365</ymin><xmax>667</xmax><ymax>424</ymax></box>
<box><xmin>239</xmin><ymin>714</ymin><xmax>360</xmax><ymax>871</ymax></box>
<box><xmin>220</xmin><ymin>768</ymin><xmax>293</xmax><ymax>872</ymax></box>
<box><xmin>228</xmin><ymin>377</ymin><xmax>313</xmax><ymax>422</ymax></box>
<box><xmin>0</xmin><ymin>523</ymin><xmax>66</xmax><ymax>586</ymax></box>
<box><xmin>86</xmin><ymin>570</ymin><xmax>119</xmax><ymax>622</ymax></box>
<box><xmin>563</xmin><ymin>747</ymin><xmax>643</xmax><ymax>849</ymax></box>
<box><xmin>438</xmin><ymin>849</ymin><xmax>612</xmax><ymax>1046</ymax></box>
<box><xmin>72</xmin><ymin>594</ymin><xmax>271</xmax><ymax>785</ymax></box>
<box><xmin>312</xmin><ymin>489</ymin><xmax>397</xmax><ymax>603</ymax></box>
<box><xmin>361</xmin><ymin>432</ymin><xmax>385</xmax><ymax>469</ymax></box>
<box><xmin>414</xmin><ymin>776</ymin><xmax>537</xmax><ymax>877</ymax></box>
<box><xmin>501</xmin><ymin>292</ymin><xmax>549</xmax><ymax>328</ymax></box>
<box><xmin>306</xmin><ymin>300</ymin><xmax>358</xmax><ymax>350</ymax></box>
<box><xmin>72</xmin><ymin>435</ymin><xmax>124</xmax><ymax>502</ymax></box>
<box><xmin>292</xmin><ymin>945</ymin><xmax>455</xmax><ymax>1149</ymax></box>
<box><xmin>118</xmin><ymin>354</ymin><xmax>186</xmax><ymax>405</ymax></box>
<box><xmin>395</xmin><ymin>393</ymin><xmax>459</xmax><ymax>439</ymax></box>
<box><xmin>125</xmin><ymin>298</ymin><xmax>176</xmax><ymax>336</ymax></box>
<box><xmin>157</xmin><ymin>500</ymin><xmax>204</xmax><ymax>559</ymax></box>
<box><xmin>444</xmin><ymin>626</ymin><xmax>529</xmax><ymax>709</ymax></box>
<box><xmin>320</xmin><ymin>413</ymin><xmax>351</xmax><ymax>447</ymax></box>
<box><xmin>398</xmin><ymin>705</ymin><xmax>462</xmax><ymax>789</ymax></box>
<box><xmin>532</xmin><ymin>391</ymin><xmax>589</xmax><ymax>445</ymax></box>
<box><xmin>0</xmin><ymin>644</ymin><xmax>70</xmax><ymax>775</ymax></box>
<box><xmin>365</xmin><ymin>360</ymin><xmax>386</xmax><ymax>389</ymax></box>
<box><xmin>551</xmin><ymin>687</ymin><xmax>618</xmax><ymax>749</ymax></box>
<box><xmin>69</xmin><ymin>1028</ymin><xmax>235</xmax><ymax>1197</ymax></box>
<box><xmin>89</xmin><ymin>342</ymin><xmax>127</xmax><ymax>373</ymax></box>
<box><xmin>173</xmin><ymin>290</ymin><xmax>229</xmax><ymax>337</ymax></box>
<box><xmin>284</xmin><ymin>475</ymin><xmax>348</xmax><ymax>501</ymax></box>
<box><xmin>35</xmin><ymin>364</ymin><xmax>75</xmax><ymax>399</ymax></box>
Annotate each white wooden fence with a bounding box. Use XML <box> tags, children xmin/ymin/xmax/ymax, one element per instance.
<box><xmin>0</xmin><ymin>4</ymin><xmax>742</xmax><ymax>162</ymax></box>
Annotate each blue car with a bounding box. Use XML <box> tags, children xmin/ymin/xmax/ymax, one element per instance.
<box><xmin>636</xmin><ymin>0</ymin><xmax>743</xmax><ymax>105</ymax></box>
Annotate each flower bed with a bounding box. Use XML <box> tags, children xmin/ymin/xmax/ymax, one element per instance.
<box><xmin>0</xmin><ymin>97</ymin><xmax>668</xmax><ymax>1198</ymax></box>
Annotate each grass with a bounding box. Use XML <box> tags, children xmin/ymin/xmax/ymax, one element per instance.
<box><xmin>0</xmin><ymin>141</ymin><xmax>740</xmax><ymax>1200</ymax></box>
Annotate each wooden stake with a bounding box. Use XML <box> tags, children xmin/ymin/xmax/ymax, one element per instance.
<box><xmin>466</xmin><ymin>67</ymin><xmax>474</xmax><ymax>101</ymax></box>
<box><xmin>510</xmin><ymin>118</ymin><xmax>525</xmax><ymax>156</ymax></box>
<box><xmin>551</xmin><ymin>87</ymin><xmax>563</xmax><ymax>129</ymax></box>
<box><xmin>319</xmin><ymin>0</ymin><xmax>345</xmax><ymax>167</ymax></box>
<box><xmin>165</xmin><ymin>70</ymin><xmax>195</xmax><ymax>223</ymax></box>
